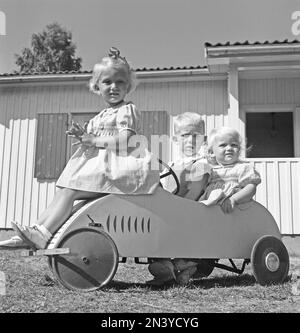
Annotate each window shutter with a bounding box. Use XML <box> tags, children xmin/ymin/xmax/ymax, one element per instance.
<box><xmin>67</xmin><ymin>113</ymin><xmax>98</xmax><ymax>159</ymax></box>
<box><xmin>34</xmin><ymin>113</ymin><xmax>68</xmax><ymax>180</ymax></box>
<box><xmin>140</xmin><ymin>111</ymin><xmax>170</xmax><ymax>165</ymax></box>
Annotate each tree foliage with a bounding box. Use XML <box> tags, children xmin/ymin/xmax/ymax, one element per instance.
<box><xmin>15</xmin><ymin>23</ymin><xmax>82</xmax><ymax>73</ymax></box>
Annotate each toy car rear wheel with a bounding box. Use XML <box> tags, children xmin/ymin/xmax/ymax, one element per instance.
<box><xmin>51</xmin><ymin>227</ymin><xmax>118</xmax><ymax>292</ymax></box>
<box><xmin>251</xmin><ymin>235</ymin><xmax>289</xmax><ymax>286</ymax></box>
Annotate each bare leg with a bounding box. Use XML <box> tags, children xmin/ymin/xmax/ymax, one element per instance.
<box><xmin>2</xmin><ymin>188</ymin><xmax>102</xmax><ymax>249</ymax></box>
<box><xmin>37</xmin><ymin>188</ymin><xmax>101</xmax><ymax>234</ymax></box>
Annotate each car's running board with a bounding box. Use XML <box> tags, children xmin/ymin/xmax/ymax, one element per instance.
<box><xmin>21</xmin><ymin>248</ymin><xmax>70</xmax><ymax>257</ymax></box>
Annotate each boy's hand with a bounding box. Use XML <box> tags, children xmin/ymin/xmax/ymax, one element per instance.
<box><xmin>221</xmin><ymin>197</ymin><xmax>236</xmax><ymax>214</ymax></box>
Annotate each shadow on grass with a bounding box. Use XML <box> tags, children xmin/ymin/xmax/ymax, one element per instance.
<box><xmin>104</xmin><ymin>273</ymin><xmax>257</xmax><ymax>291</ymax></box>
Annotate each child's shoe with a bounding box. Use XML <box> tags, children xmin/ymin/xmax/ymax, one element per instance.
<box><xmin>0</xmin><ymin>236</ymin><xmax>29</xmax><ymax>249</ymax></box>
<box><xmin>176</xmin><ymin>266</ymin><xmax>198</xmax><ymax>286</ymax></box>
<box><xmin>11</xmin><ymin>221</ymin><xmax>50</xmax><ymax>249</ymax></box>
<box><xmin>148</xmin><ymin>259</ymin><xmax>176</xmax><ymax>280</ymax></box>
<box><xmin>173</xmin><ymin>259</ymin><xmax>198</xmax><ymax>271</ymax></box>
<box><xmin>146</xmin><ymin>277</ymin><xmax>176</xmax><ymax>286</ymax></box>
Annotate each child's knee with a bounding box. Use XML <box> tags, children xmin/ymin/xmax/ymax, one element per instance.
<box><xmin>60</xmin><ymin>187</ymin><xmax>78</xmax><ymax>200</ymax></box>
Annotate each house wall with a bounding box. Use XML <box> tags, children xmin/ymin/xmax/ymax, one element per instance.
<box><xmin>0</xmin><ymin>76</ymin><xmax>299</xmax><ymax>235</ymax></box>
<box><xmin>240</xmin><ymin>77</ymin><xmax>300</xmax><ymax>235</ymax></box>
<box><xmin>239</xmin><ymin>77</ymin><xmax>300</xmax><ymax>105</ymax></box>
<box><xmin>252</xmin><ymin>158</ymin><xmax>300</xmax><ymax>234</ymax></box>
<box><xmin>239</xmin><ymin>77</ymin><xmax>300</xmax><ymax>157</ymax></box>
<box><xmin>133</xmin><ymin>79</ymin><xmax>228</xmax><ymax>132</ymax></box>
<box><xmin>0</xmin><ymin>78</ymin><xmax>227</xmax><ymax>229</ymax></box>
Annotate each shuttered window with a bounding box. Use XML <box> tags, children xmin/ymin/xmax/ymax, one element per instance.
<box><xmin>69</xmin><ymin>111</ymin><xmax>170</xmax><ymax>163</ymax></box>
<box><xmin>34</xmin><ymin>113</ymin><xmax>68</xmax><ymax>179</ymax></box>
<box><xmin>67</xmin><ymin>113</ymin><xmax>97</xmax><ymax>159</ymax></box>
<box><xmin>34</xmin><ymin>111</ymin><xmax>170</xmax><ymax>179</ymax></box>
<box><xmin>140</xmin><ymin>111</ymin><xmax>170</xmax><ymax>165</ymax></box>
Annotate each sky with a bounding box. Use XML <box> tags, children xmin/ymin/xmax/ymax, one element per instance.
<box><xmin>0</xmin><ymin>0</ymin><xmax>300</xmax><ymax>73</ymax></box>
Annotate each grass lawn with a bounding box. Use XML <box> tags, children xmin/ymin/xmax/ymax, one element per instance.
<box><xmin>0</xmin><ymin>230</ymin><xmax>300</xmax><ymax>313</ymax></box>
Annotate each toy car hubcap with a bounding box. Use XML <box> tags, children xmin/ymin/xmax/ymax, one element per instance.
<box><xmin>265</xmin><ymin>252</ymin><xmax>280</xmax><ymax>272</ymax></box>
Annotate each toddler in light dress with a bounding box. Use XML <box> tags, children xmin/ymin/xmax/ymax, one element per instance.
<box><xmin>0</xmin><ymin>48</ymin><xmax>159</xmax><ymax>250</ymax></box>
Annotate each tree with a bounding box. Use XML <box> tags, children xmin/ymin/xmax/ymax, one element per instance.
<box><xmin>15</xmin><ymin>23</ymin><xmax>82</xmax><ymax>73</ymax></box>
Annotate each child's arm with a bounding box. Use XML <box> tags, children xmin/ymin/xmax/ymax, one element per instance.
<box><xmin>81</xmin><ymin>104</ymin><xmax>140</xmax><ymax>150</ymax></box>
<box><xmin>231</xmin><ymin>183</ymin><xmax>257</xmax><ymax>204</ymax></box>
<box><xmin>221</xmin><ymin>183</ymin><xmax>257</xmax><ymax>214</ymax></box>
<box><xmin>80</xmin><ymin>130</ymin><xmax>134</xmax><ymax>150</ymax></box>
<box><xmin>183</xmin><ymin>173</ymin><xmax>209</xmax><ymax>201</ymax></box>
<box><xmin>221</xmin><ymin>163</ymin><xmax>261</xmax><ymax>213</ymax></box>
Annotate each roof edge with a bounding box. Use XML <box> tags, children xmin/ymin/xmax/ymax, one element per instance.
<box><xmin>205</xmin><ymin>39</ymin><xmax>300</xmax><ymax>59</ymax></box>
<box><xmin>204</xmin><ymin>39</ymin><xmax>300</xmax><ymax>48</ymax></box>
<box><xmin>0</xmin><ymin>67</ymin><xmax>210</xmax><ymax>84</ymax></box>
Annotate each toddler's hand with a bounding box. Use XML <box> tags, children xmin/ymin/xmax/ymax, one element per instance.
<box><xmin>221</xmin><ymin>197</ymin><xmax>236</xmax><ymax>214</ymax></box>
<box><xmin>66</xmin><ymin>121</ymin><xmax>86</xmax><ymax>139</ymax></box>
<box><xmin>80</xmin><ymin>133</ymin><xmax>96</xmax><ymax>147</ymax></box>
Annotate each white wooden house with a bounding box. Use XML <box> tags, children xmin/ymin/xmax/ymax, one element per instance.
<box><xmin>0</xmin><ymin>40</ymin><xmax>299</xmax><ymax>237</ymax></box>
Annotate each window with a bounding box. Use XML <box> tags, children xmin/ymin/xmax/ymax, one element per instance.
<box><xmin>246</xmin><ymin>112</ymin><xmax>294</xmax><ymax>158</ymax></box>
<box><xmin>34</xmin><ymin>113</ymin><xmax>69</xmax><ymax>179</ymax></box>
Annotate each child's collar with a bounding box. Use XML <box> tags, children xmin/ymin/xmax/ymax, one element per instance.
<box><xmin>106</xmin><ymin>100</ymin><xmax>126</xmax><ymax>109</ymax></box>
<box><xmin>181</xmin><ymin>153</ymin><xmax>204</xmax><ymax>163</ymax></box>
<box><xmin>214</xmin><ymin>160</ymin><xmax>241</xmax><ymax>168</ymax></box>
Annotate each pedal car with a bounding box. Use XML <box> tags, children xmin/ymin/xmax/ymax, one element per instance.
<box><xmin>31</xmin><ymin>161</ymin><xmax>289</xmax><ymax>292</ymax></box>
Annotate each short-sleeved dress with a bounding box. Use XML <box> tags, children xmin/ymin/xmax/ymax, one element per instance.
<box><xmin>199</xmin><ymin>161</ymin><xmax>261</xmax><ymax>202</ymax></box>
<box><xmin>161</xmin><ymin>156</ymin><xmax>211</xmax><ymax>197</ymax></box>
<box><xmin>56</xmin><ymin>101</ymin><xmax>160</xmax><ymax>194</ymax></box>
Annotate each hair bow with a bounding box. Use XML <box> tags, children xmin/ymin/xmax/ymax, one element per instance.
<box><xmin>108</xmin><ymin>47</ymin><xmax>120</xmax><ymax>58</ymax></box>
<box><xmin>108</xmin><ymin>47</ymin><xmax>128</xmax><ymax>64</ymax></box>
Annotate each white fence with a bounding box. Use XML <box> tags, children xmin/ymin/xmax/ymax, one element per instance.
<box><xmin>250</xmin><ymin>158</ymin><xmax>300</xmax><ymax>234</ymax></box>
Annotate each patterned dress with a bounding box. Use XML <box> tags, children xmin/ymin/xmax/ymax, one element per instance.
<box><xmin>56</xmin><ymin>102</ymin><xmax>160</xmax><ymax>194</ymax></box>
<box><xmin>199</xmin><ymin>161</ymin><xmax>261</xmax><ymax>201</ymax></box>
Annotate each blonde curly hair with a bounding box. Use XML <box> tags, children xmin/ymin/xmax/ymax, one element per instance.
<box><xmin>206</xmin><ymin>127</ymin><xmax>244</xmax><ymax>164</ymax></box>
<box><xmin>89</xmin><ymin>49</ymin><xmax>137</xmax><ymax>95</ymax></box>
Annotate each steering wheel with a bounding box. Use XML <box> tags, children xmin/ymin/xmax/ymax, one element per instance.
<box><xmin>158</xmin><ymin>159</ymin><xmax>180</xmax><ymax>195</ymax></box>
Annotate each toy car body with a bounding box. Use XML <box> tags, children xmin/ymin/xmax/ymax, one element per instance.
<box><xmin>44</xmin><ymin>181</ymin><xmax>289</xmax><ymax>292</ymax></box>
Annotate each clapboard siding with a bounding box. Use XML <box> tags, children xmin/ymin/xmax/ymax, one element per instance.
<box><xmin>0</xmin><ymin>79</ymin><xmax>227</xmax><ymax>228</ymax></box>
<box><xmin>1</xmin><ymin>78</ymin><xmax>300</xmax><ymax>235</ymax></box>
<box><xmin>240</xmin><ymin>78</ymin><xmax>300</xmax><ymax>105</ymax></box>
<box><xmin>132</xmin><ymin>80</ymin><xmax>228</xmax><ymax>134</ymax></box>
<box><xmin>251</xmin><ymin>159</ymin><xmax>300</xmax><ymax>234</ymax></box>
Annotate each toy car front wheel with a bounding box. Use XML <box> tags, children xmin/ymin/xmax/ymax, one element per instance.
<box><xmin>51</xmin><ymin>227</ymin><xmax>119</xmax><ymax>292</ymax></box>
<box><xmin>251</xmin><ymin>235</ymin><xmax>289</xmax><ymax>286</ymax></box>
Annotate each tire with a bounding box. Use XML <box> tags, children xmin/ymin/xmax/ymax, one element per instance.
<box><xmin>51</xmin><ymin>227</ymin><xmax>118</xmax><ymax>292</ymax></box>
<box><xmin>251</xmin><ymin>235</ymin><xmax>289</xmax><ymax>286</ymax></box>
